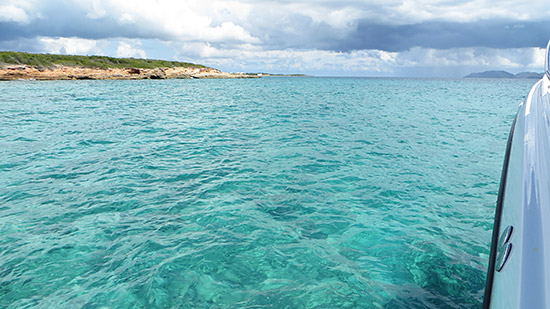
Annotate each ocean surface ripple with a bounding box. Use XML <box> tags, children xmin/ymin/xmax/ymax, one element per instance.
<box><xmin>0</xmin><ymin>77</ymin><xmax>534</xmax><ymax>308</ymax></box>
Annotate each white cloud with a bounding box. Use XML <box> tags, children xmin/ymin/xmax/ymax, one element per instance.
<box><xmin>397</xmin><ymin>47</ymin><xmax>546</xmax><ymax>69</ymax></box>
<box><xmin>210</xmin><ymin>1</ymin><xmax>252</xmax><ymax>22</ymax></box>
<box><xmin>203</xmin><ymin>22</ymin><xmax>260</xmax><ymax>43</ymax></box>
<box><xmin>72</xmin><ymin>0</ymin><xmax>260</xmax><ymax>44</ymax></box>
<box><xmin>86</xmin><ymin>0</ymin><xmax>107</xmax><ymax>19</ymax></box>
<box><xmin>0</xmin><ymin>5</ymin><xmax>30</xmax><ymax>23</ymax></box>
<box><xmin>116</xmin><ymin>41</ymin><xmax>146</xmax><ymax>58</ymax></box>
<box><xmin>172</xmin><ymin>42</ymin><xmax>399</xmax><ymax>74</ymax></box>
<box><xmin>39</xmin><ymin>37</ymin><xmax>102</xmax><ymax>55</ymax></box>
<box><xmin>118</xmin><ymin>12</ymin><xmax>135</xmax><ymax>24</ymax></box>
<box><xmin>276</xmin><ymin>3</ymin><xmax>362</xmax><ymax>29</ymax></box>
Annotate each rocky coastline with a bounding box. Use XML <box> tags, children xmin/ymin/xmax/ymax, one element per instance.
<box><xmin>0</xmin><ymin>65</ymin><xmax>260</xmax><ymax>81</ymax></box>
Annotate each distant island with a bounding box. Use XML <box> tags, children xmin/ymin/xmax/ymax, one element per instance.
<box><xmin>0</xmin><ymin>51</ymin><xmax>260</xmax><ymax>80</ymax></box>
<box><xmin>464</xmin><ymin>70</ymin><xmax>544</xmax><ymax>79</ymax></box>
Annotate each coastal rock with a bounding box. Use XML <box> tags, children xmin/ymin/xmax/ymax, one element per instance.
<box><xmin>126</xmin><ymin>68</ymin><xmax>141</xmax><ymax>74</ymax></box>
<box><xmin>144</xmin><ymin>68</ymin><xmax>166</xmax><ymax>79</ymax></box>
<box><xmin>0</xmin><ymin>65</ymin><xmax>261</xmax><ymax>80</ymax></box>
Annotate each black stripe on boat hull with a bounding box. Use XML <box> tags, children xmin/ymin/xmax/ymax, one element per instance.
<box><xmin>483</xmin><ymin>114</ymin><xmax>518</xmax><ymax>308</ymax></box>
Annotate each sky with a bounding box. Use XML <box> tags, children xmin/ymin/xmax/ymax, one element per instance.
<box><xmin>1</xmin><ymin>0</ymin><xmax>550</xmax><ymax>77</ymax></box>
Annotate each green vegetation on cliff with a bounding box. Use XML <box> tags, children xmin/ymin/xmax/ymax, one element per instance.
<box><xmin>0</xmin><ymin>51</ymin><xmax>208</xmax><ymax>69</ymax></box>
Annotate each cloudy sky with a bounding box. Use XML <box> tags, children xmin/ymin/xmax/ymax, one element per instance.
<box><xmin>1</xmin><ymin>0</ymin><xmax>549</xmax><ymax>77</ymax></box>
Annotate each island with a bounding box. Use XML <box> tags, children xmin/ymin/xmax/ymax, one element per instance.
<box><xmin>0</xmin><ymin>51</ymin><xmax>260</xmax><ymax>80</ymax></box>
<box><xmin>464</xmin><ymin>70</ymin><xmax>543</xmax><ymax>79</ymax></box>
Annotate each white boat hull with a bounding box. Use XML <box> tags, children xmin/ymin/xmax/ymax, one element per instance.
<box><xmin>484</xmin><ymin>41</ymin><xmax>550</xmax><ymax>308</ymax></box>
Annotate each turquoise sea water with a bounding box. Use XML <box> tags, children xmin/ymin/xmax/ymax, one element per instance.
<box><xmin>0</xmin><ymin>77</ymin><xmax>535</xmax><ymax>308</ymax></box>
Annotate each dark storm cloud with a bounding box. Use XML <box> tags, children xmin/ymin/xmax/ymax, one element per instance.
<box><xmin>247</xmin><ymin>14</ymin><xmax>344</xmax><ymax>51</ymax></box>
<box><xmin>343</xmin><ymin>20</ymin><xmax>550</xmax><ymax>52</ymax></box>
<box><xmin>0</xmin><ymin>3</ymin><xmax>167</xmax><ymax>43</ymax></box>
<box><xmin>1</xmin><ymin>1</ymin><xmax>549</xmax><ymax>54</ymax></box>
<box><xmin>250</xmin><ymin>17</ymin><xmax>550</xmax><ymax>52</ymax></box>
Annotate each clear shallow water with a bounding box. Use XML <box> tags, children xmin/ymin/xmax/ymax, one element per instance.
<box><xmin>0</xmin><ymin>77</ymin><xmax>534</xmax><ymax>308</ymax></box>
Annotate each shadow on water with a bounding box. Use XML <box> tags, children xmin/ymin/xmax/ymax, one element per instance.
<box><xmin>383</xmin><ymin>241</ymin><xmax>486</xmax><ymax>308</ymax></box>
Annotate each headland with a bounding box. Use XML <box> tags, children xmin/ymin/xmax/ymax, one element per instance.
<box><xmin>0</xmin><ymin>51</ymin><xmax>259</xmax><ymax>80</ymax></box>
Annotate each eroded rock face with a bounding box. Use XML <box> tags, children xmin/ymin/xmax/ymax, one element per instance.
<box><xmin>0</xmin><ymin>65</ymin><xmax>260</xmax><ymax>80</ymax></box>
<box><xmin>127</xmin><ymin>68</ymin><xmax>141</xmax><ymax>74</ymax></box>
<box><xmin>144</xmin><ymin>68</ymin><xmax>166</xmax><ymax>79</ymax></box>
